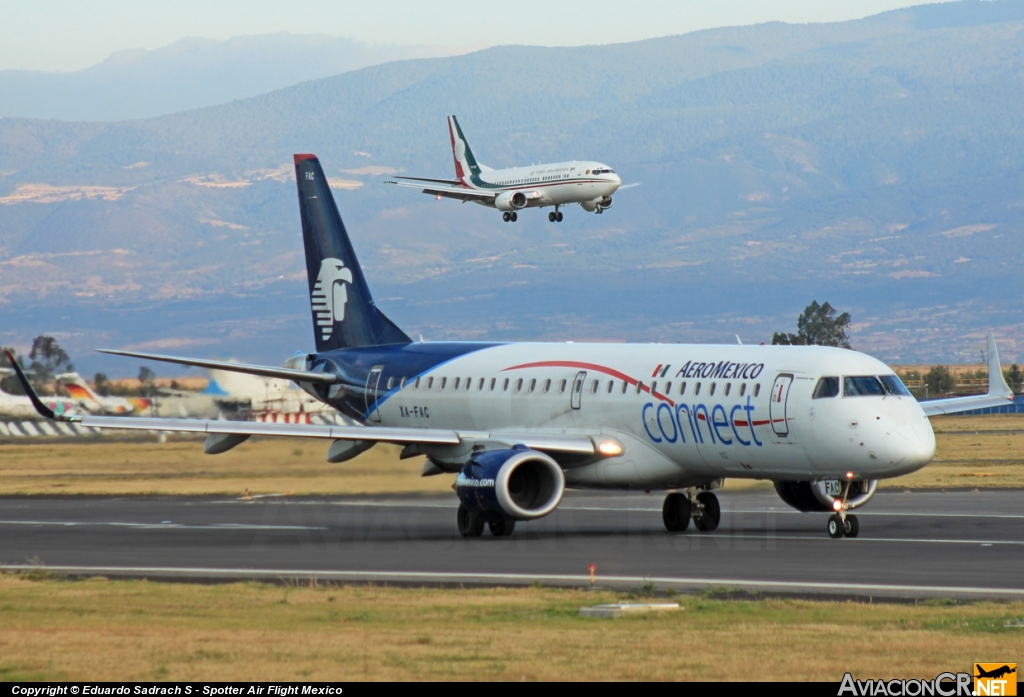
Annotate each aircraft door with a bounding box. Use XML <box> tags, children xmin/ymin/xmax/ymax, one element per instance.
<box><xmin>365</xmin><ymin>366</ymin><xmax>383</xmax><ymax>422</ymax></box>
<box><xmin>571</xmin><ymin>371</ymin><xmax>586</xmax><ymax>410</ymax></box>
<box><xmin>769</xmin><ymin>373</ymin><xmax>793</xmax><ymax>437</ymax></box>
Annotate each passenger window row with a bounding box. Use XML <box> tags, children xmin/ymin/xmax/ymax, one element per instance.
<box><xmin>389</xmin><ymin>375</ymin><xmax>762</xmax><ymax>398</ymax></box>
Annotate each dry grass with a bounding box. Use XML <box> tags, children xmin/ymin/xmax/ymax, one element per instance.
<box><xmin>0</xmin><ymin>414</ymin><xmax>1021</xmax><ymax>496</ymax></box>
<box><xmin>0</xmin><ymin>575</ymin><xmax>1021</xmax><ymax>681</ymax></box>
<box><xmin>887</xmin><ymin>414</ymin><xmax>1024</xmax><ymax>489</ymax></box>
<box><xmin>0</xmin><ymin>438</ymin><xmax>451</xmax><ymax>496</ymax></box>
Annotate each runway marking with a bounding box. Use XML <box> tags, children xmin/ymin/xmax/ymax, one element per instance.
<box><xmin>209</xmin><ymin>499</ymin><xmax>1024</xmax><ymax>520</ymax></box>
<box><xmin>0</xmin><ymin>564</ymin><xmax>1021</xmax><ymax>598</ymax></box>
<box><xmin>0</xmin><ymin>520</ymin><xmax>1019</xmax><ymax>546</ymax></box>
<box><xmin>0</xmin><ymin>520</ymin><xmax>327</xmax><ymax>531</ymax></box>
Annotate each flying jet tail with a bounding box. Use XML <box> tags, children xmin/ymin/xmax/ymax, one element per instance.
<box><xmin>294</xmin><ymin>154</ymin><xmax>411</xmax><ymax>352</ymax></box>
<box><xmin>447</xmin><ymin>116</ymin><xmax>484</xmax><ymax>182</ymax></box>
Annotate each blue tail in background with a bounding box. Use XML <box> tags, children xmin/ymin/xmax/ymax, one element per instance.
<box><xmin>294</xmin><ymin>154</ymin><xmax>411</xmax><ymax>352</ymax></box>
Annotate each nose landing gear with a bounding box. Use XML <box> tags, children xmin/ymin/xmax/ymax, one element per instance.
<box><xmin>826</xmin><ymin>481</ymin><xmax>860</xmax><ymax>538</ymax></box>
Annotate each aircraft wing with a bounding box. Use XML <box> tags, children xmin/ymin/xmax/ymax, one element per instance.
<box><xmin>392</xmin><ymin>175</ymin><xmax>464</xmax><ymax>186</ymax></box>
<box><xmin>4</xmin><ymin>350</ymin><xmax>611</xmax><ymax>459</ymax></box>
<box><xmin>616</xmin><ymin>183</ymin><xmax>641</xmax><ymax>192</ymax></box>
<box><xmin>96</xmin><ymin>349</ymin><xmax>336</xmax><ymax>384</ymax></box>
<box><xmin>386</xmin><ymin>179</ymin><xmax>496</xmax><ymax>202</ymax></box>
<box><xmin>918</xmin><ymin>333</ymin><xmax>1015</xmax><ymax>417</ymax></box>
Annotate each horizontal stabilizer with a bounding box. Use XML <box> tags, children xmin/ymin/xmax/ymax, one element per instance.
<box><xmin>919</xmin><ymin>332</ymin><xmax>1014</xmax><ymax>416</ymax></box>
<box><xmin>96</xmin><ymin>349</ymin><xmax>336</xmax><ymax>384</ymax></box>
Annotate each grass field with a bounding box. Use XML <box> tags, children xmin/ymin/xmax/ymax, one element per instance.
<box><xmin>0</xmin><ymin>414</ymin><xmax>1020</xmax><ymax>496</ymax></box>
<box><xmin>0</xmin><ymin>575</ymin><xmax>1021</xmax><ymax>681</ymax></box>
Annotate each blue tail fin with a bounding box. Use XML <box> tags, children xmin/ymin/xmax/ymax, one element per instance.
<box><xmin>294</xmin><ymin>154</ymin><xmax>411</xmax><ymax>352</ymax></box>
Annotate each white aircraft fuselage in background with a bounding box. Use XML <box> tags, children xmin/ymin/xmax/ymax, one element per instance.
<box><xmin>388</xmin><ymin>116</ymin><xmax>626</xmax><ymax>223</ymax></box>
<box><xmin>15</xmin><ymin>153</ymin><xmax>1012</xmax><ymax>540</ymax></box>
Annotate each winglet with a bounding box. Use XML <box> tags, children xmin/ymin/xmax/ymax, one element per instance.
<box><xmin>985</xmin><ymin>333</ymin><xmax>1014</xmax><ymax>398</ymax></box>
<box><xmin>3</xmin><ymin>350</ymin><xmax>71</xmax><ymax>421</ymax></box>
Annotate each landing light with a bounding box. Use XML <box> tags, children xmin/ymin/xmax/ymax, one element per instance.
<box><xmin>846</xmin><ymin>471</ymin><xmax>855</xmax><ymax>479</ymax></box>
<box><xmin>597</xmin><ymin>440</ymin><xmax>623</xmax><ymax>457</ymax></box>
<box><xmin>832</xmin><ymin>499</ymin><xmax>843</xmax><ymax>511</ymax></box>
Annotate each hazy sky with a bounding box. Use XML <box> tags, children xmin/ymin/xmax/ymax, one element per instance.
<box><xmin>0</xmin><ymin>0</ymin><xmax>950</xmax><ymax>73</ymax></box>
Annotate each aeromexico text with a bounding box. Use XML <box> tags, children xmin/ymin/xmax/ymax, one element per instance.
<box><xmin>642</xmin><ymin>360</ymin><xmax>769</xmax><ymax>449</ymax></box>
<box><xmin>669</xmin><ymin>360</ymin><xmax>765</xmax><ymax>381</ymax></box>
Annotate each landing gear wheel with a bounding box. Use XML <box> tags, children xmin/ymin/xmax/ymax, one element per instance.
<box><xmin>827</xmin><ymin>514</ymin><xmax>844</xmax><ymax>539</ymax></box>
<box><xmin>843</xmin><ymin>514</ymin><xmax>859</xmax><ymax>538</ymax></box>
<box><xmin>556</xmin><ymin>211</ymin><xmax>563</xmax><ymax>222</ymax></box>
<box><xmin>662</xmin><ymin>492</ymin><xmax>691</xmax><ymax>532</ymax></box>
<box><xmin>693</xmin><ymin>491</ymin><xmax>721</xmax><ymax>532</ymax></box>
<box><xmin>502</xmin><ymin>212</ymin><xmax>511</xmax><ymax>222</ymax></box>
<box><xmin>488</xmin><ymin>517</ymin><xmax>516</xmax><ymax>537</ymax></box>
<box><xmin>457</xmin><ymin>504</ymin><xmax>484</xmax><ymax>537</ymax></box>
<box><xmin>510</xmin><ymin>211</ymin><xmax>518</xmax><ymax>222</ymax></box>
<box><xmin>548</xmin><ymin>212</ymin><xmax>556</xmax><ymax>222</ymax></box>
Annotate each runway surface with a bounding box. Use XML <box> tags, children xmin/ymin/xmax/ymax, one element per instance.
<box><xmin>2</xmin><ymin>489</ymin><xmax>1022</xmax><ymax>599</ymax></box>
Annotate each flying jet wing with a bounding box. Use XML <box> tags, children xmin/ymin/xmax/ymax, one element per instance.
<box><xmin>392</xmin><ymin>176</ymin><xmax>464</xmax><ymax>186</ymax></box>
<box><xmin>918</xmin><ymin>333</ymin><xmax>1015</xmax><ymax>416</ymax></box>
<box><xmin>4</xmin><ymin>350</ymin><xmax>608</xmax><ymax>458</ymax></box>
<box><xmin>615</xmin><ymin>183</ymin><xmax>641</xmax><ymax>191</ymax></box>
<box><xmin>96</xmin><ymin>349</ymin><xmax>336</xmax><ymax>384</ymax></box>
<box><xmin>386</xmin><ymin>180</ymin><xmax>496</xmax><ymax>202</ymax></box>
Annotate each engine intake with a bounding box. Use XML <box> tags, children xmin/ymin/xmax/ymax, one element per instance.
<box><xmin>455</xmin><ymin>445</ymin><xmax>565</xmax><ymax>521</ymax></box>
<box><xmin>495</xmin><ymin>190</ymin><xmax>529</xmax><ymax>211</ymax></box>
<box><xmin>580</xmin><ymin>196</ymin><xmax>613</xmax><ymax>213</ymax></box>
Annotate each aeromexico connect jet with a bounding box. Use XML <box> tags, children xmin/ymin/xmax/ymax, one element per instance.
<box><xmin>8</xmin><ymin>154</ymin><xmax>1015</xmax><ymax>539</ymax></box>
<box><xmin>386</xmin><ymin>115</ymin><xmax>636</xmax><ymax>223</ymax></box>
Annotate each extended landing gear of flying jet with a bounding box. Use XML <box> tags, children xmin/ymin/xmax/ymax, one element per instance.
<box><xmin>457</xmin><ymin>503</ymin><xmax>516</xmax><ymax>538</ymax></box>
<box><xmin>547</xmin><ymin>207</ymin><xmax>564</xmax><ymax>223</ymax></box>
<box><xmin>662</xmin><ymin>489</ymin><xmax>721</xmax><ymax>532</ymax></box>
<box><xmin>502</xmin><ymin>211</ymin><xmax>518</xmax><ymax>222</ymax></box>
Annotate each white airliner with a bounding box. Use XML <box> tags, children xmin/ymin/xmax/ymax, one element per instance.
<box><xmin>0</xmin><ymin>368</ymin><xmax>77</xmax><ymax>420</ymax></box>
<box><xmin>9</xmin><ymin>153</ymin><xmax>1013</xmax><ymax>539</ymax></box>
<box><xmin>387</xmin><ymin>116</ymin><xmax>634</xmax><ymax>223</ymax></box>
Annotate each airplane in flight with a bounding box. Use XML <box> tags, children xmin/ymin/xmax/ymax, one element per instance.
<box><xmin>8</xmin><ymin>153</ymin><xmax>1014</xmax><ymax>539</ymax></box>
<box><xmin>387</xmin><ymin>116</ymin><xmax>634</xmax><ymax>223</ymax></box>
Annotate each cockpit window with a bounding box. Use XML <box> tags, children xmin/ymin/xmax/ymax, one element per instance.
<box><xmin>843</xmin><ymin>376</ymin><xmax>886</xmax><ymax>397</ymax></box>
<box><xmin>879</xmin><ymin>375</ymin><xmax>912</xmax><ymax>396</ymax></box>
<box><xmin>591</xmin><ymin>168</ymin><xmax>615</xmax><ymax>175</ymax></box>
<box><xmin>813</xmin><ymin>377</ymin><xmax>840</xmax><ymax>399</ymax></box>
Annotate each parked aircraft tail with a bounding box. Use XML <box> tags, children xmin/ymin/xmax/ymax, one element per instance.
<box><xmin>447</xmin><ymin>115</ymin><xmax>485</xmax><ymax>182</ymax></box>
<box><xmin>55</xmin><ymin>373</ymin><xmax>103</xmax><ymax>410</ymax></box>
<box><xmin>294</xmin><ymin>154</ymin><xmax>411</xmax><ymax>353</ymax></box>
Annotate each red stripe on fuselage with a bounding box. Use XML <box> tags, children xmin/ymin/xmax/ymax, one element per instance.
<box><xmin>501</xmin><ymin>360</ymin><xmax>674</xmax><ymax>407</ymax></box>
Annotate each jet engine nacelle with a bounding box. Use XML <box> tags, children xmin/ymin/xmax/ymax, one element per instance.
<box><xmin>455</xmin><ymin>445</ymin><xmax>565</xmax><ymax>521</ymax></box>
<box><xmin>580</xmin><ymin>196</ymin><xmax>613</xmax><ymax>213</ymax></box>
<box><xmin>773</xmin><ymin>479</ymin><xmax>878</xmax><ymax>512</ymax></box>
<box><xmin>494</xmin><ymin>191</ymin><xmax>528</xmax><ymax>211</ymax></box>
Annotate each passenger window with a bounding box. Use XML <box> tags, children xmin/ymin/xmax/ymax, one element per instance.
<box><xmin>489</xmin><ymin>378</ymin><xmax>496</xmax><ymax>391</ymax></box>
<box><xmin>680</xmin><ymin>382</ymin><xmax>686</xmax><ymax>396</ymax></box>
<box><xmin>636</xmin><ymin>381</ymin><xmax>643</xmax><ymax>395</ymax></box>
<box><xmin>529</xmin><ymin>378</ymin><xmax>536</xmax><ymax>392</ymax></box>
<box><xmin>724</xmin><ymin>383</ymin><xmax>731</xmax><ymax>397</ymax></box>
<box><xmin>515</xmin><ymin>378</ymin><xmax>523</xmax><ymax>392</ymax></box>
<box><xmin>466</xmin><ymin>378</ymin><xmax>472</xmax><ymax>391</ymax></box>
<box><xmin>754</xmin><ymin>384</ymin><xmax>760</xmax><ymax>397</ymax></box>
<box><xmin>440</xmin><ymin>378</ymin><xmax>447</xmax><ymax>390</ymax></box>
<box><xmin>400</xmin><ymin>377</ymin><xmax>406</xmax><ymax>389</ymax></box>
<box><xmin>709</xmin><ymin>383</ymin><xmax>716</xmax><ymax>396</ymax></box>
<box><xmin>427</xmin><ymin>377</ymin><xmax>433</xmax><ymax>390</ymax></box>
<box><xmin>664</xmin><ymin>381</ymin><xmax>672</xmax><ymax>394</ymax></box>
<box><xmin>544</xmin><ymin>379</ymin><xmax>551</xmax><ymax>392</ymax></box>
<box><xmin>559</xmin><ymin>379</ymin><xmax>567</xmax><ymax>393</ymax></box>
<box><xmin>591</xmin><ymin>379</ymin><xmax>599</xmax><ymax>394</ymax></box>
<box><xmin>387</xmin><ymin>377</ymin><xmax>394</xmax><ymax>390</ymax></box>
<box><xmin>844</xmin><ymin>376</ymin><xmax>886</xmax><ymax>397</ymax></box>
<box><xmin>503</xmin><ymin>378</ymin><xmax>509</xmax><ymax>391</ymax></box>
<box><xmin>813</xmin><ymin>377</ymin><xmax>840</xmax><ymax>399</ymax></box>
<box><xmin>739</xmin><ymin>383</ymin><xmax>746</xmax><ymax>397</ymax></box>
<box><xmin>478</xmin><ymin>378</ymin><xmax>485</xmax><ymax>390</ymax></box>
<box><xmin>414</xmin><ymin>377</ymin><xmax>421</xmax><ymax>389</ymax></box>
<box><xmin>453</xmin><ymin>378</ymin><xmax>460</xmax><ymax>390</ymax></box>
<box><xmin>694</xmin><ymin>382</ymin><xmax>701</xmax><ymax>396</ymax></box>
<box><xmin>607</xmin><ymin>380</ymin><xmax>613</xmax><ymax>394</ymax></box>
<box><xmin>651</xmin><ymin>381</ymin><xmax>658</xmax><ymax>393</ymax></box>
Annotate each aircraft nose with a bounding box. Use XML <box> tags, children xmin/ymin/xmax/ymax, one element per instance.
<box><xmin>885</xmin><ymin>416</ymin><xmax>935</xmax><ymax>474</ymax></box>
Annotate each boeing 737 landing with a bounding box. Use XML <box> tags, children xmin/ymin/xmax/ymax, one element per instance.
<box><xmin>9</xmin><ymin>153</ymin><xmax>1014</xmax><ymax>541</ymax></box>
<box><xmin>387</xmin><ymin>116</ymin><xmax>636</xmax><ymax>223</ymax></box>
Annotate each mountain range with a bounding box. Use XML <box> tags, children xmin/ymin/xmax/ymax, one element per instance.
<box><xmin>1</xmin><ymin>0</ymin><xmax>1023</xmax><ymax>376</ymax></box>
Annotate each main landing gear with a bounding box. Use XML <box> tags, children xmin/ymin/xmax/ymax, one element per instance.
<box><xmin>547</xmin><ymin>206</ymin><xmax>564</xmax><ymax>223</ymax></box>
<box><xmin>457</xmin><ymin>503</ymin><xmax>515</xmax><ymax>538</ymax></box>
<box><xmin>662</xmin><ymin>489</ymin><xmax>721</xmax><ymax>533</ymax></box>
<box><xmin>502</xmin><ymin>211</ymin><xmax>518</xmax><ymax>222</ymax></box>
